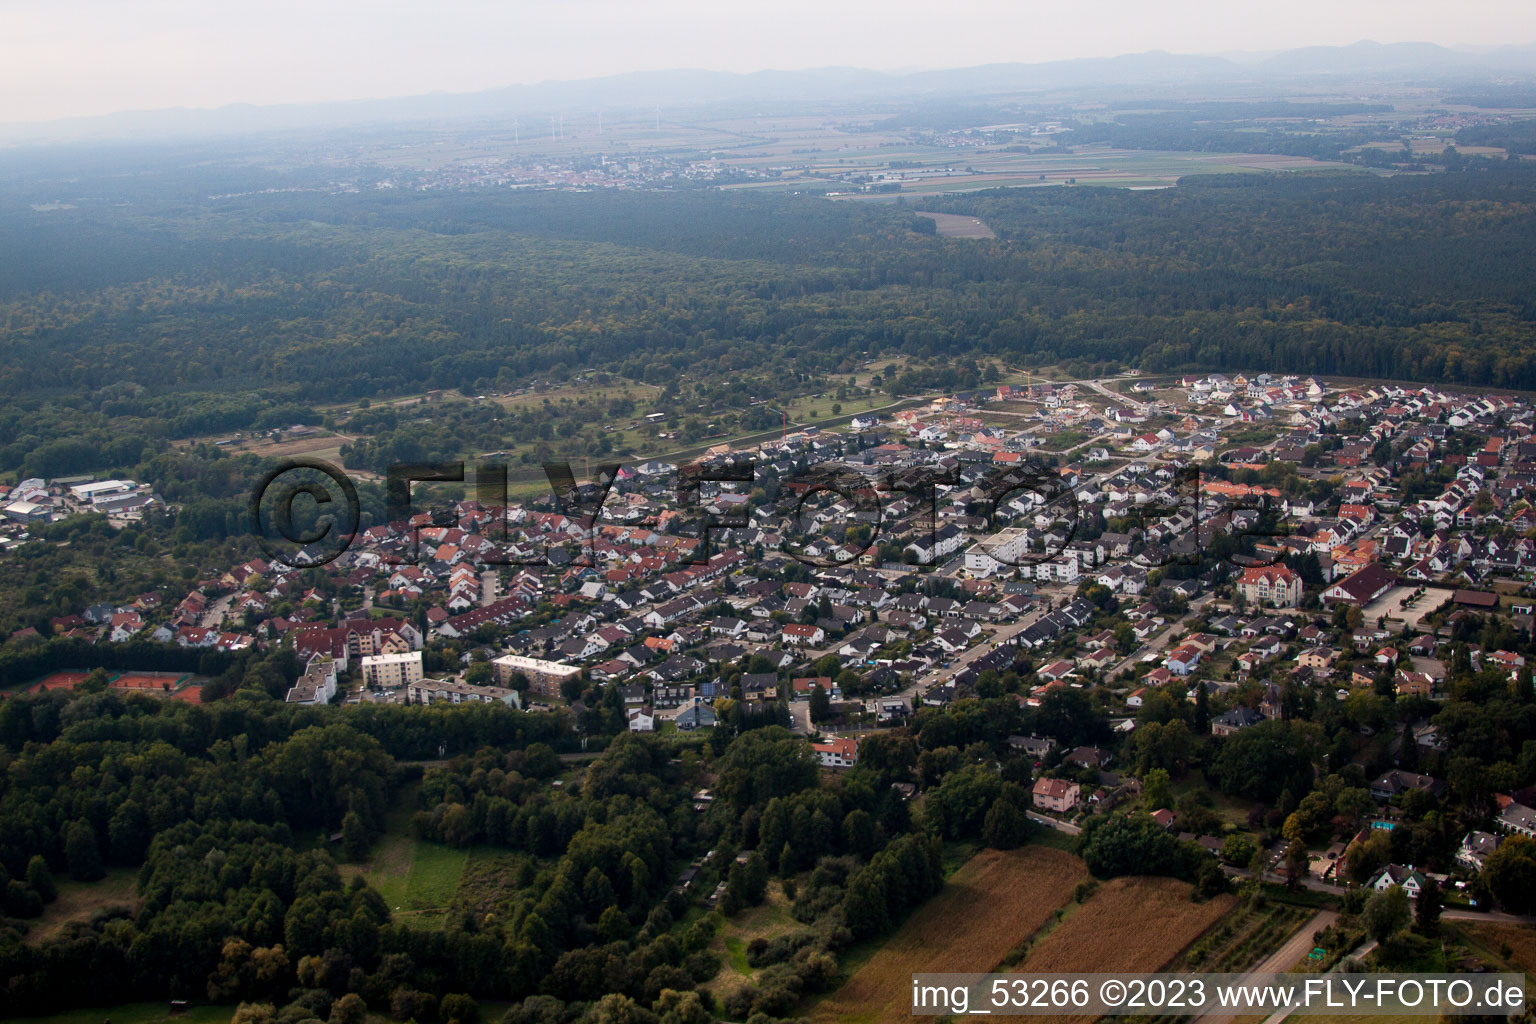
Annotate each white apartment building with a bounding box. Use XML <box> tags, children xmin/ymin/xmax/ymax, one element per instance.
<box><xmin>361</xmin><ymin>650</ymin><xmax>423</xmax><ymax>690</ymax></box>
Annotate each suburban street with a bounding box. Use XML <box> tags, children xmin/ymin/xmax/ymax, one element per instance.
<box><xmin>1025</xmin><ymin>810</ymin><xmax>1082</xmax><ymax>835</ymax></box>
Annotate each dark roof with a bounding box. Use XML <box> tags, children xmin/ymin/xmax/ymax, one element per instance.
<box><xmin>1329</xmin><ymin>562</ymin><xmax>1395</xmax><ymax>604</ymax></box>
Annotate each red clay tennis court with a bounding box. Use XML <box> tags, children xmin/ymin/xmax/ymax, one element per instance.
<box><xmin>24</xmin><ymin>669</ymin><xmax>196</xmax><ymax>695</ymax></box>
<box><xmin>28</xmin><ymin>670</ymin><xmax>93</xmax><ymax>693</ymax></box>
<box><xmin>109</xmin><ymin>671</ymin><xmax>191</xmax><ymax>691</ymax></box>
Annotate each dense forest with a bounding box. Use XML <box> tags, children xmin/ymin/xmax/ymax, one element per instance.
<box><xmin>0</xmin><ymin>667</ymin><xmax>958</xmax><ymax>1023</ymax></box>
<box><xmin>4</xmin><ymin>159</ymin><xmax>1536</xmax><ymax>631</ymax></box>
<box><xmin>5</xmin><ymin>164</ymin><xmax>1536</xmax><ymax>462</ymax></box>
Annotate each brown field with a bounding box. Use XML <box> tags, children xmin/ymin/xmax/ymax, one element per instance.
<box><xmin>811</xmin><ymin>846</ymin><xmax>1089</xmax><ymax>1024</ymax></box>
<box><xmin>1016</xmin><ymin>877</ymin><xmax>1235</xmax><ymax>972</ymax></box>
<box><xmin>240</xmin><ymin>433</ymin><xmax>353</xmax><ymax>457</ymax></box>
<box><xmin>1012</xmin><ymin>877</ymin><xmax>1237</xmax><ymax>1024</ymax></box>
<box><xmin>915</xmin><ymin>211</ymin><xmax>996</xmax><ymax>239</ymax></box>
<box><xmin>1459</xmin><ymin>921</ymin><xmax>1536</xmax><ymax>972</ymax></box>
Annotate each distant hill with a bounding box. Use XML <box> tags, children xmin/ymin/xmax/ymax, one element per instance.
<box><xmin>2</xmin><ymin>41</ymin><xmax>1533</xmax><ymax>144</ymax></box>
<box><xmin>1261</xmin><ymin>40</ymin><xmax>1479</xmax><ymax>74</ymax></box>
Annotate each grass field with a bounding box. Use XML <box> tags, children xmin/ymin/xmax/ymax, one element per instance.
<box><xmin>25</xmin><ymin>865</ymin><xmax>139</xmax><ymax>945</ymax></box>
<box><xmin>8</xmin><ymin>1004</ymin><xmax>233</xmax><ymax>1024</ymax></box>
<box><xmin>703</xmin><ymin>881</ymin><xmax>802</xmax><ymax>998</ymax></box>
<box><xmin>341</xmin><ymin>781</ymin><xmax>468</xmax><ymax>929</ymax></box>
<box><xmin>452</xmin><ymin>848</ymin><xmax>534</xmax><ymax>921</ymax></box>
<box><xmin>811</xmin><ymin>846</ymin><xmax>1089</xmax><ymax>1024</ymax></box>
<box><xmin>364</xmin><ymin>840</ymin><xmax>468</xmax><ymax>928</ymax></box>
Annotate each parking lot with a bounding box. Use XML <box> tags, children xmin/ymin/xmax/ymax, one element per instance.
<box><xmin>1372</xmin><ymin>585</ymin><xmax>1438</xmax><ymax>631</ymax></box>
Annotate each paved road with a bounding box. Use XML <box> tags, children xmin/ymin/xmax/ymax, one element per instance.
<box><xmin>199</xmin><ymin>593</ymin><xmax>233</xmax><ymax>628</ymax></box>
<box><xmin>786</xmin><ymin>699</ymin><xmax>811</xmax><ymax>735</ymax></box>
<box><xmin>1224</xmin><ymin>866</ymin><xmax>1536</xmax><ymax>926</ymax></box>
<box><xmin>1104</xmin><ymin>593</ymin><xmax>1215</xmax><ymax>678</ymax></box>
<box><xmin>891</xmin><ymin>601</ymin><xmax>1059</xmax><ymax>705</ymax></box>
<box><xmin>1251</xmin><ymin>910</ymin><xmax>1337</xmax><ymax>975</ymax></box>
<box><xmin>1444</xmin><ymin>907</ymin><xmax>1536</xmax><ymax>925</ymax></box>
<box><xmin>1026</xmin><ymin>811</ymin><xmax>1081</xmax><ymax>835</ymax></box>
<box><xmin>480</xmin><ymin>570</ymin><xmax>499</xmax><ymax>607</ymax></box>
<box><xmin>1256</xmin><ymin>933</ymin><xmax>1376</xmax><ymax>1024</ymax></box>
<box><xmin>1084</xmin><ymin>378</ymin><xmax>1150</xmax><ymax>416</ymax></box>
<box><xmin>1190</xmin><ymin>909</ymin><xmax>1337</xmax><ymax>1024</ymax></box>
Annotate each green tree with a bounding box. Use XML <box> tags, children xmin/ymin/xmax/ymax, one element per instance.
<box><xmin>1078</xmin><ymin>813</ymin><xmax>1196</xmax><ymax>880</ymax></box>
<box><xmin>64</xmin><ymin>819</ymin><xmax>105</xmax><ymax>881</ymax></box>
<box><xmin>1483</xmin><ymin>835</ymin><xmax>1536</xmax><ymax>914</ymax></box>
<box><xmin>843</xmin><ymin>809</ymin><xmax>876</xmax><ymax>860</ymax></box>
<box><xmin>1219</xmin><ymin>835</ymin><xmax>1254</xmax><ymax>867</ymax></box>
<box><xmin>1362</xmin><ymin>885</ymin><xmax>1410</xmax><ymax>943</ymax></box>
<box><xmin>1415</xmin><ymin>875</ymin><xmax>1442</xmax><ymax>935</ymax></box>
<box><xmin>585</xmin><ymin>993</ymin><xmax>654</xmax><ymax>1024</ymax></box>
<box><xmin>440</xmin><ymin>803</ymin><xmax>475</xmax><ymax>847</ymax></box>
<box><xmin>1142</xmin><ymin>768</ymin><xmax>1173</xmax><ymax>811</ymax></box>
<box><xmin>809</xmin><ymin>683</ymin><xmax>831</xmax><ymax>723</ymax></box>
<box><xmin>340</xmin><ymin>810</ymin><xmax>369</xmax><ymax>863</ymax></box>
<box><xmin>25</xmin><ymin>855</ymin><xmax>56</xmax><ymax>903</ymax></box>
<box><xmin>107</xmin><ymin>799</ymin><xmax>150</xmax><ymax>864</ymax></box>
<box><xmin>78</xmin><ymin>667</ymin><xmax>111</xmax><ymax>693</ymax></box>
<box><xmin>1211</xmin><ymin>721</ymin><xmax>1318</xmax><ymax>802</ymax></box>
<box><xmin>653</xmin><ymin>990</ymin><xmax>709</xmax><ymax>1024</ymax></box>
<box><xmin>1284</xmin><ymin>839</ymin><xmax>1309</xmax><ymax>888</ymax></box>
<box><xmin>742</xmin><ymin>852</ymin><xmax>769</xmax><ymax>905</ymax></box>
<box><xmin>231</xmin><ymin>1003</ymin><xmax>277</xmax><ymax>1024</ymax></box>
<box><xmin>328</xmin><ymin>994</ymin><xmax>367</xmax><ymax>1024</ymax></box>
<box><xmin>981</xmin><ymin>799</ymin><xmax>1031</xmax><ymax>850</ymax></box>
<box><xmin>440</xmin><ymin>993</ymin><xmax>479</xmax><ymax>1024</ymax></box>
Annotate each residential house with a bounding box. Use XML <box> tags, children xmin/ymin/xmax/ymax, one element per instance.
<box><xmin>1032</xmin><ymin>777</ymin><xmax>1081</xmax><ymax>813</ymax></box>
<box><xmin>811</xmin><ymin>736</ymin><xmax>858</xmax><ymax>769</ymax></box>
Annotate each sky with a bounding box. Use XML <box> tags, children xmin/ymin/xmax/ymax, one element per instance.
<box><xmin>4</xmin><ymin>0</ymin><xmax>1536</xmax><ymax>123</ymax></box>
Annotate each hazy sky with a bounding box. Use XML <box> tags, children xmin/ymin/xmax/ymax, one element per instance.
<box><xmin>4</xmin><ymin>0</ymin><xmax>1536</xmax><ymax>123</ymax></box>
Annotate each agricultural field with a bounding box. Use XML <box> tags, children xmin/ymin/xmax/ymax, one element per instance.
<box><xmin>1014</xmin><ymin>877</ymin><xmax>1236</xmax><ymax>976</ymax></box>
<box><xmin>1456</xmin><ymin>921</ymin><xmax>1536</xmax><ymax>973</ymax></box>
<box><xmin>1007</xmin><ymin>878</ymin><xmax>1237</xmax><ymax>1024</ymax></box>
<box><xmin>1181</xmin><ymin>902</ymin><xmax>1317</xmax><ymax>972</ymax></box>
<box><xmin>774</xmin><ymin>390</ymin><xmax>902</xmax><ymax>427</ymax></box>
<box><xmin>811</xmin><ymin>846</ymin><xmax>1089</xmax><ymax>1024</ymax></box>
<box><xmin>913</xmin><ymin>212</ymin><xmax>996</xmax><ymax>239</ymax></box>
